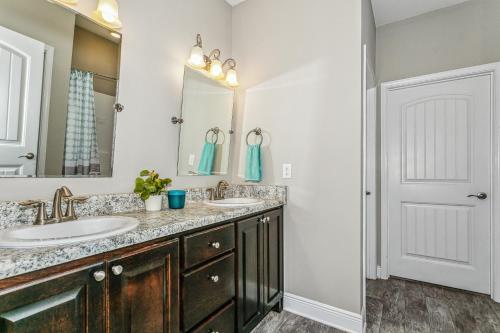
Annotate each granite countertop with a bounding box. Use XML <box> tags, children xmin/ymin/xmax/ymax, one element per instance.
<box><xmin>0</xmin><ymin>200</ymin><xmax>283</xmax><ymax>281</ymax></box>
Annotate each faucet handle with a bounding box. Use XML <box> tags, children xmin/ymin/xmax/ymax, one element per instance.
<box><xmin>64</xmin><ymin>196</ymin><xmax>89</xmax><ymax>221</ymax></box>
<box><xmin>19</xmin><ymin>200</ymin><xmax>49</xmax><ymax>225</ymax></box>
<box><xmin>206</xmin><ymin>188</ymin><xmax>216</xmax><ymax>201</ymax></box>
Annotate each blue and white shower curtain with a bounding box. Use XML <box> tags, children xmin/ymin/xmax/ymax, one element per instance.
<box><xmin>63</xmin><ymin>69</ymin><xmax>100</xmax><ymax>175</ymax></box>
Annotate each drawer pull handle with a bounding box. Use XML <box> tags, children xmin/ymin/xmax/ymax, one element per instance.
<box><xmin>210</xmin><ymin>241</ymin><xmax>221</xmax><ymax>249</ymax></box>
<box><xmin>93</xmin><ymin>271</ymin><xmax>106</xmax><ymax>282</ymax></box>
<box><xmin>209</xmin><ymin>330</ymin><xmax>219</xmax><ymax>333</ymax></box>
<box><xmin>209</xmin><ymin>275</ymin><xmax>219</xmax><ymax>283</ymax></box>
<box><xmin>112</xmin><ymin>265</ymin><xmax>123</xmax><ymax>276</ymax></box>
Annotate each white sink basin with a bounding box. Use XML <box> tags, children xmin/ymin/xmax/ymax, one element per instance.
<box><xmin>0</xmin><ymin>216</ymin><xmax>139</xmax><ymax>248</ymax></box>
<box><xmin>204</xmin><ymin>198</ymin><xmax>264</xmax><ymax>208</ymax></box>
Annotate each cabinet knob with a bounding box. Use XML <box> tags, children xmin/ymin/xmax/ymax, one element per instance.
<box><xmin>210</xmin><ymin>241</ymin><xmax>221</xmax><ymax>249</ymax></box>
<box><xmin>209</xmin><ymin>275</ymin><xmax>219</xmax><ymax>283</ymax></box>
<box><xmin>93</xmin><ymin>271</ymin><xmax>106</xmax><ymax>282</ymax></box>
<box><xmin>112</xmin><ymin>265</ymin><xmax>123</xmax><ymax>276</ymax></box>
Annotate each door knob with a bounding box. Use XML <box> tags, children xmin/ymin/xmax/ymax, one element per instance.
<box><xmin>93</xmin><ymin>271</ymin><xmax>106</xmax><ymax>282</ymax></box>
<box><xmin>18</xmin><ymin>153</ymin><xmax>35</xmax><ymax>160</ymax></box>
<box><xmin>111</xmin><ymin>265</ymin><xmax>123</xmax><ymax>276</ymax></box>
<box><xmin>467</xmin><ymin>192</ymin><xmax>488</xmax><ymax>200</ymax></box>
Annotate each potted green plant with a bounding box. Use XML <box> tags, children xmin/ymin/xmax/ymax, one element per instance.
<box><xmin>134</xmin><ymin>170</ymin><xmax>172</xmax><ymax>211</ymax></box>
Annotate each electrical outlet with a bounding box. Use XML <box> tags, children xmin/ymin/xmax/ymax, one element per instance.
<box><xmin>282</xmin><ymin>164</ymin><xmax>292</xmax><ymax>179</ymax></box>
<box><xmin>188</xmin><ymin>154</ymin><xmax>196</xmax><ymax>166</ymax></box>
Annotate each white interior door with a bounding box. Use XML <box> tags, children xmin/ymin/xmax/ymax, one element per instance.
<box><xmin>0</xmin><ymin>25</ymin><xmax>45</xmax><ymax>176</ymax></box>
<box><xmin>385</xmin><ymin>73</ymin><xmax>491</xmax><ymax>294</ymax></box>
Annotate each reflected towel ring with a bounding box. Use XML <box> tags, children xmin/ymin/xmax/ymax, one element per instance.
<box><xmin>205</xmin><ymin>127</ymin><xmax>222</xmax><ymax>144</ymax></box>
<box><xmin>246</xmin><ymin>128</ymin><xmax>263</xmax><ymax>146</ymax></box>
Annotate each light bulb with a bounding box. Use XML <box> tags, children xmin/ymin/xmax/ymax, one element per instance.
<box><xmin>225</xmin><ymin>69</ymin><xmax>239</xmax><ymax>87</ymax></box>
<box><xmin>210</xmin><ymin>59</ymin><xmax>224</xmax><ymax>79</ymax></box>
<box><xmin>93</xmin><ymin>0</ymin><xmax>122</xmax><ymax>28</ymax></box>
<box><xmin>188</xmin><ymin>46</ymin><xmax>205</xmax><ymax>68</ymax></box>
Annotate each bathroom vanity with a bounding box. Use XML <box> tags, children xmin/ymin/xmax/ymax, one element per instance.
<box><xmin>0</xmin><ymin>197</ymin><xmax>284</xmax><ymax>333</ymax></box>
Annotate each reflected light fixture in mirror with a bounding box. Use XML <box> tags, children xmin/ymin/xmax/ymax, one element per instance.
<box><xmin>48</xmin><ymin>0</ymin><xmax>78</xmax><ymax>4</ymax></box>
<box><xmin>93</xmin><ymin>0</ymin><xmax>122</xmax><ymax>29</ymax></box>
<box><xmin>187</xmin><ymin>34</ymin><xmax>239</xmax><ymax>87</ymax></box>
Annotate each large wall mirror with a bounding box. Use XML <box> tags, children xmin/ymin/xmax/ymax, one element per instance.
<box><xmin>0</xmin><ymin>0</ymin><xmax>121</xmax><ymax>178</ymax></box>
<box><xmin>177</xmin><ymin>66</ymin><xmax>234</xmax><ymax>176</ymax></box>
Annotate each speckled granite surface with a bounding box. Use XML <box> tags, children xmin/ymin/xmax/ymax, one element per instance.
<box><xmin>0</xmin><ymin>185</ymin><xmax>286</xmax><ymax>280</ymax></box>
<box><xmin>0</xmin><ymin>185</ymin><xmax>287</xmax><ymax>230</ymax></box>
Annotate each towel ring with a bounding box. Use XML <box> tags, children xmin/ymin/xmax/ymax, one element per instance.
<box><xmin>246</xmin><ymin>128</ymin><xmax>263</xmax><ymax>146</ymax></box>
<box><xmin>205</xmin><ymin>127</ymin><xmax>221</xmax><ymax>144</ymax></box>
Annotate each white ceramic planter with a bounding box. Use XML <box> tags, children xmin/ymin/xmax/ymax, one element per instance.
<box><xmin>145</xmin><ymin>195</ymin><xmax>163</xmax><ymax>212</ymax></box>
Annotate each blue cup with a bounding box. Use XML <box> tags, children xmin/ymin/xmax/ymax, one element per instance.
<box><xmin>167</xmin><ymin>190</ymin><xmax>186</xmax><ymax>209</ymax></box>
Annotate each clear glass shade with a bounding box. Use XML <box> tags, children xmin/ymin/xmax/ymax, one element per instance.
<box><xmin>209</xmin><ymin>59</ymin><xmax>224</xmax><ymax>79</ymax></box>
<box><xmin>225</xmin><ymin>69</ymin><xmax>239</xmax><ymax>87</ymax></box>
<box><xmin>93</xmin><ymin>0</ymin><xmax>122</xmax><ymax>28</ymax></box>
<box><xmin>188</xmin><ymin>46</ymin><xmax>206</xmax><ymax>68</ymax></box>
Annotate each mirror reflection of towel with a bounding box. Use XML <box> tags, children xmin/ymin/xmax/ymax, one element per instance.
<box><xmin>197</xmin><ymin>143</ymin><xmax>215</xmax><ymax>175</ymax></box>
<box><xmin>212</xmin><ymin>144</ymin><xmax>224</xmax><ymax>174</ymax></box>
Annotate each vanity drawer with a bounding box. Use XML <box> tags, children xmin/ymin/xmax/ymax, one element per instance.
<box><xmin>191</xmin><ymin>301</ymin><xmax>235</xmax><ymax>333</ymax></box>
<box><xmin>183</xmin><ymin>253</ymin><xmax>235</xmax><ymax>331</ymax></box>
<box><xmin>183</xmin><ymin>223</ymin><xmax>235</xmax><ymax>269</ymax></box>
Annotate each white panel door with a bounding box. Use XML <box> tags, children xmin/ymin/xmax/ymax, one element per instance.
<box><xmin>386</xmin><ymin>74</ymin><xmax>491</xmax><ymax>293</ymax></box>
<box><xmin>0</xmin><ymin>25</ymin><xmax>45</xmax><ymax>176</ymax></box>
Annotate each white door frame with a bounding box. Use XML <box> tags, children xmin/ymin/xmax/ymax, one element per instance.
<box><xmin>381</xmin><ymin>62</ymin><xmax>500</xmax><ymax>302</ymax></box>
<box><xmin>366</xmin><ymin>85</ymin><xmax>377</xmax><ymax>280</ymax></box>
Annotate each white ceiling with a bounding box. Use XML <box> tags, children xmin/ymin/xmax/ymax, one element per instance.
<box><xmin>371</xmin><ymin>0</ymin><xmax>470</xmax><ymax>27</ymax></box>
<box><xmin>225</xmin><ymin>0</ymin><xmax>247</xmax><ymax>6</ymax></box>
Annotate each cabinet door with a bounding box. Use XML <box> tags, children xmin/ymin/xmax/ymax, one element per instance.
<box><xmin>263</xmin><ymin>209</ymin><xmax>284</xmax><ymax>313</ymax></box>
<box><xmin>108</xmin><ymin>240</ymin><xmax>179</xmax><ymax>333</ymax></box>
<box><xmin>0</xmin><ymin>263</ymin><xmax>105</xmax><ymax>333</ymax></box>
<box><xmin>237</xmin><ymin>215</ymin><xmax>264</xmax><ymax>332</ymax></box>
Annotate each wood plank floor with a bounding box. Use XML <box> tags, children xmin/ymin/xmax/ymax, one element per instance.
<box><xmin>251</xmin><ymin>311</ymin><xmax>345</xmax><ymax>333</ymax></box>
<box><xmin>367</xmin><ymin>278</ymin><xmax>500</xmax><ymax>333</ymax></box>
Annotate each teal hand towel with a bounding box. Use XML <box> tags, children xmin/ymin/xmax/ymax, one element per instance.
<box><xmin>245</xmin><ymin>144</ymin><xmax>262</xmax><ymax>182</ymax></box>
<box><xmin>198</xmin><ymin>143</ymin><xmax>216</xmax><ymax>175</ymax></box>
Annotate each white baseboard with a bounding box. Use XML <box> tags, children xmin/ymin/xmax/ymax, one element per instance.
<box><xmin>283</xmin><ymin>293</ymin><xmax>363</xmax><ymax>333</ymax></box>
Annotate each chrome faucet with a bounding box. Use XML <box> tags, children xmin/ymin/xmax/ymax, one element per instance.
<box><xmin>19</xmin><ymin>186</ymin><xmax>88</xmax><ymax>225</ymax></box>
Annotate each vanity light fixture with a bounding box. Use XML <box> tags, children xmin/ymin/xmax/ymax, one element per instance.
<box><xmin>188</xmin><ymin>34</ymin><xmax>206</xmax><ymax>68</ymax></box>
<box><xmin>187</xmin><ymin>34</ymin><xmax>240</xmax><ymax>87</ymax></box>
<box><xmin>93</xmin><ymin>0</ymin><xmax>122</xmax><ymax>29</ymax></box>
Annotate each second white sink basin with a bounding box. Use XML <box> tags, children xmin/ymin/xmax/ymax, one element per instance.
<box><xmin>204</xmin><ymin>198</ymin><xmax>264</xmax><ymax>208</ymax></box>
<box><xmin>0</xmin><ymin>216</ymin><xmax>139</xmax><ymax>248</ymax></box>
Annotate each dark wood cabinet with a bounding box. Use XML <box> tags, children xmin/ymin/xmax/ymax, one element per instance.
<box><xmin>263</xmin><ymin>209</ymin><xmax>284</xmax><ymax>313</ymax></box>
<box><xmin>0</xmin><ymin>263</ymin><xmax>105</xmax><ymax>333</ymax></box>
<box><xmin>182</xmin><ymin>253</ymin><xmax>235</xmax><ymax>331</ymax></box>
<box><xmin>237</xmin><ymin>208</ymin><xmax>283</xmax><ymax>333</ymax></box>
<box><xmin>0</xmin><ymin>207</ymin><xmax>283</xmax><ymax>333</ymax></box>
<box><xmin>108</xmin><ymin>240</ymin><xmax>179</xmax><ymax>333</ymax></box>
<box><xmin>237</xmin><ymin>215</ymin><xmax>265</xmax><ymax>332</ymax></box>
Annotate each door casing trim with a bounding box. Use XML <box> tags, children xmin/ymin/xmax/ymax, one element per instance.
<box><xmin>380</xmin><ymin>62</ymin><xmax>500</xmax><ymax>302</ymax></box>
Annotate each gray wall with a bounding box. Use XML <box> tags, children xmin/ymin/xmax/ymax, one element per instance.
<box><xmin>377</xmin><ymin>0</ymin><xmax>500</xmax><ymax>83</ymax></box>
<box><xmin>375</xmin><ymin>0</ymin><xmax>500</xmax><ymax>263</ymax></box>
<box><xmin>231</xmin><ymin>0</ymin><xmax>364</xmax><ymax>314</ymax></box>
<box><xmin>0</xmin><ymin>0</ymin><xmax>233</xmax><ymax>200</ymax></box>
<box><xmin>362</xmin><ymin>0</ymin><xmax>376</xmax><ymax>79</ymax></box>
